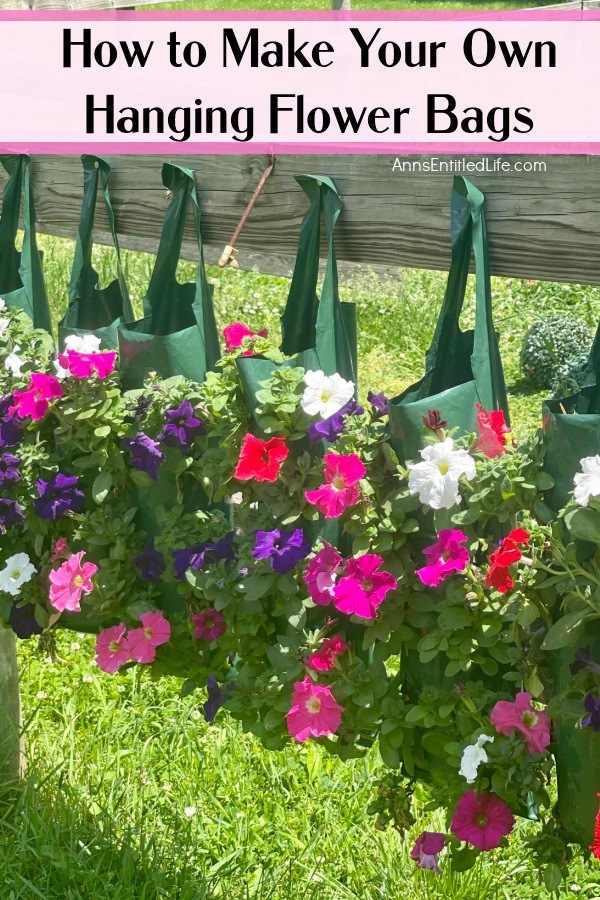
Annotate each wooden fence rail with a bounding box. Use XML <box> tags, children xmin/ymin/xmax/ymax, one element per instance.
<box><xmin>0</xmin><ymin>154</ymin><xmax>599</xmax><ymax>285</ymax></box>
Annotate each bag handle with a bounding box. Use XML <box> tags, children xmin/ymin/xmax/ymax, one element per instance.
<box><xmin>143</xmin><ymin>163</ymin><xmax>210</xmax><ymax>323</ymax></box>
<box><xmin>0</xmin><ymin>155</ymin><xmax>52</xmax><ymax>333</ymax></box>
<box><xmin>281</xmin><ymin>175</ymin><xmax>356</xmax><ymax>385</ymax></box>
<box><xmin>67</xmin><ymin>155</ymin><xmax>133</xmax><ymax>319</ymax></box>
<box><xmin>426</xmin><ymin>175</ymin><xmax>508</xmax><ymax>418</ymax></box>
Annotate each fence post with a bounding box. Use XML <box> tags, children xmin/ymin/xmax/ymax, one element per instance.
<box><xmin>0</xmin><ymin>628</ymin><xmax>21</xmax><ymax>785</ymax></box>
<box><xmin>332</xmin><ymin>0</ymin><xmax>352</xmax><ymax>8</ymax></box>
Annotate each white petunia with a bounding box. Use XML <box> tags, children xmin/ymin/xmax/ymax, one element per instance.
<box><xmin>53</xmin><ymin>357</ymin><xmax>70</xmax><ymax>381</ymax></box>
<box><xmin>574</xmin><ymin>455</ymin><xmax>600</xmax><ymax>507</ymax></box>
<box><xmin>459</xmin><ymin>734</ymin><xmax>494</xmax><ymax>784</ymax></box>
<box><xmin>0</xmin><ymin>297</ymin><xmax>5</xmax><ymax>310</ymax></box>
<box><xmin>0</xmin><ymin>317</ymin><xmax>10</xmax><ymax>337</ymax></box>
<box><xmin>0</xmin><ymin>553</ymin><xmax>37</xmax><ymax>597</ymax></box>
<box><xmin>407</xmin><ymin>437</ymin><xmax>476</xmax><ymax>510</ymax></box>
<box><xmin>64</xmin><ymin>333</ymin><xmax>102</xmax><ymax>354</ymax></box>
<box><xmin>301</xmin><ymin>370</ymin><xmax>354</xmax><ymax>420</ymax></box>
<box><xmin>4</xmin><ymin>346</ymin><xmax>23</xmax><ymax>377</ymax></box>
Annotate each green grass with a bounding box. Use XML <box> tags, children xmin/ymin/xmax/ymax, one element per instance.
<box><xmin>148</xmin><ymin>1</ymin><xmax>552</xmax><ymax>10</ymax></box>
<box><xmin>3</xmin><ymin>236</ymin><xmax>600</xmax><ymax>897</ymax></box>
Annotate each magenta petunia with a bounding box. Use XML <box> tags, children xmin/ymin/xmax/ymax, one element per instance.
<box><xmin>307</xmin><ymin>635</ymin><xmax>347</xmax><ymax>672</ymax></box>
<box><xmin>333</xmin><ymin>554</ymin><xmax>397</xmax><ymax>620</ymax></box>
<box><xmin>305</xmin><ymin>452</ymin><xmax>366</xmax><ymax>519</ymax></box>
<box><xmin>125</xmin><ymin>610</ymin><xmax>171</xmax><ymax>664</ymax></box>
<box><xmin>95</xmin><ymin>623</ymin><xmax>130</xmax><ymax>674</ymax></box>
<box><xmin>490</xmin><ymin>692</ymin><xmax>551</xmax><ymax>754</ymax></box>
<box><xmin>410</xmin><ymin>832</ymin><xmax>446</xmax><ymax>873</ymax></box>
<box><xmin>192</xmin><ymin>608</ymin><xmax>227</xmax><ymax>642</ymax></box>
<box><xmin>416</xmin><ymin>529</ymin><xmax>470</xmax><ymax>588</ymax></box>
<box><xmin>286</xmin><ymin>676</ymin><xmax>344</xmax><ymax>742</ymax></box>
<box><xmin>11</xmin><ymin>373</ymin><xmax>63</xmax><ymax>421</ymax></box>
<box><xmin>48</xmin><ymin>551</ymin><xmax>98</xmax><ymax>613</ymax></box>
<box><xmin>222</xmin><ymin>322</ymin><xmax>268</xmax><ymax>355</ymax></box>
<box><xmin>57</xmin><ymin>350</ymin><xmax>117</xmax><ymax>380</ymax></box>
<box><xmin>451</xmin><ymin>790</ymin><xmax>515</xmax><ymax>851</ymax></box>
<box><xmin>303</xmin><ymin>544</ymin><xmax>343</xmax><ymax>606</ymax></box>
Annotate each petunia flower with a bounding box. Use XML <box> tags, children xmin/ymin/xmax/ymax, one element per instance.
<box><xmin>574</xmin><ymin>455</ymin><xmax>600</xmax><ymax>507</ymax></box>
<box><xmin>133</xmin><ymin>540</ymin><xmax>166</xmax><ymax>583</ymax></box>
<box><xmin>410</xmin><ymin>832</ymin><xmax>446</xmax><ymax>874</ymax></box>
<box><xmin>0</xmin><ymin>553</ymin><xmax>37</xmax><ymax>597</ymax></box>
<box><xmin>367</xmin><ymin>390</ymin><xmax>389</xmax><ymax>418</ymax></box>
<box><xmin>157</xmin><ymin>400</ymin><xmax>205</xmax><ymax>452</ymax></box>
<box><xmin>203</xmin><ymin>674</ymin><xmax>235</xmax><ymax>723</ymax></box>
<box><xmin>51</xmin><ymin>538</ymin><xmax>71</xmax><ymax>562</ymax></box>
<box><xmin>571</xmin><ymin>646</ymin><xmax>600</xmax><ymax>676</ymax></box>
<box><xmin>64</xmin><ymin>334</ymin><xmax>102</xmax><ymax>354</ymax></box>
<box><xmin>307</xmin><ymin>399</ymin><xmax>364</xmax><ymax>444</ymax></box>
<box><xmin>34</xmin><ymin>473</ymin><xmax>85</xmax><ymax>520</ymax></box>
<box><xmin>591</xmin><ymin>794</ymin><xmax>600</xmax><ymax>860</ymax></box>
<box><xmin>192</xmin><ymin>608</ymin><xmax>227</xmax><ymax>642</ymax></box>
<box><xmin>253</xmin><ymin>528</ymin><xmax>311</xmax><ymax>575</ymax></box>
<box><xmin>4</xmin><ymin>348</ymin><xmax>23</xmax><ymax>377</ymax></box>
<box><xmin>222</xmin><ymin>322</ymin><xmax>268</xmax><ymax>355</ymax></box>
<box><xmin>95</xmin><ymin>623</ymin><xmax>130</xmax><ymax>674</ymax></box>
<box><xmin>234</xmin><ymin>434</ymin><xmax>289</xmax><ymax>483</ymax></box>
<box><xmin>8</xmin><ymin>601</ymin><xmax>43</xmax><ymax>639</ymax></box>
<box><xmin>57</xmin><ymin>349</ymin><xmax>117</xmax><ymax>380</ymax></box>
<box><xmin>421</xmin><ymin>409</ymin><xmax>449</xmax><ymax>432</ymax></box>
<box><xmin>307</xmin><ymin>635</ymin><xmax>347</xmax><ymax>672</ymax></box>
<box><xmin>333</xmin><ymin>554</ymin><xmax>397</xmax><ymax>620</ymax></box>
<box><xmin>490</xmin><ymin>691</ymin><xmax>550</xmax><ymax>754</ymax></box>
<box><xmin>0</xmin><ymin>498</ymin><xmax>24</xmax><ymax>533</ymax></box>
<box><xmin>305</xmin><ymin>452</ymin><xmax>366</xmax><ymax>519</ymax></box>
<box><xmin>451</xmin><ymin>791</ymin><xmax>515</xmax><ymax>851</ymax></box>
<box><xmin>0</xmin><ymin>395</ymin><xmax>23</xmax><ymax>448</ymax></box>
<box><xmin>582</xmin><ymin>693</ymin><xmax>600</xmax><ymax>731</ymax></box>
<box><xmin>459</xmin><ymin>734</ymin><xmax>494</xmax><ymax>784</ymax></box>
<box><xmin>172</xmin><ymin>532</ymin><xmax>235</xmax><ymax>582</ymax></box>
<box><xmin>122</xmin><ymin>432</ymin><xmax>165</xmax><ymax>482</ymax></box>
<box><xmin>416</xmin><ymin>529</ymin><xmax>469</xmax><ymax>588</ymax></box>
<box><xmin>303</xmin><ymin>544</ymin><xmax>343</xmax><ymax>607</ymax></box>
<box><xmin>49</xmin><ymin>551</ymin><xmax>98</xmax><ymax>613</ymax></box>
<box><xmin>10</xmin><ymin>373</ymin><xmax>63</xmax><ymax>421</ymax></box>
<box><xmin>124</xmin><ymin>610</ymin><xmax>171</xmax><ymax>664</ymax></box>
<box><xmin>286</xmin><ymin>676</ymin><xmax>344</xmax><ymax>742</ymax></box>
<box><xmin>0</xmin><ymin>453</ymin><xmax>21</xmax><ymax>488</ymax></box>
<box><xmin>301</xmin><ymin>370</ymin><xmax>355</xmax><ymax>420</ymax></box>
<box><xmin>485</xmin><ymin>528</ymin><xmax>530</xmax><ymax>594</ymax></box>
<box><xmin>407</xmin><ymin>438</ymin><xmax>476</xmax><ymax>510</ymax></box>
<box><xmin>473</xmin><ymin>404</ymin><xmax>510</xmax><ymax>459</ymax></box>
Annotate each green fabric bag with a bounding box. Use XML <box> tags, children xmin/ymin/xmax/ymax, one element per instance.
<box><xmin>0</xmin><ymin>155</ymin><xmax>51</xmax><ymax>332</ymax></box>
<box><xmin>388</xmin><ymin>176</ymin><xmax>509</xmax><ymax>463</ymax></box>
<box><xmin>236</xmin><ymin>174</ymin><xmax>357</xmax><ymax>423</ymax></box>
<box><xmin>117</xmin><ymin>163</ymin><xmax>220</xmax><ymax>392</ymax></box>
<box><xmin>58</xmin><ymin>155</ymin><xmax>134</xmax><ymax>350</ymax></box>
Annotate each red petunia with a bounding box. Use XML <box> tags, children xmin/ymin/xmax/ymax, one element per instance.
<box><xmin>474</xmin><ymin>404</ymin><xmax>511</xmax><ymax>459</ymax></box>
<box><xmin>591</xmin><ymin>794</ymin><xmax>600</xmax><ymax>859</ymax></box>
<box><xmin>485</xmin><ymin>528</ymin><xmax>530</xmax><ymax>594</ymax></box>
<box><xmin>233</xmin><ymin>434</ymin><xmax>289</xmax><ymax>483</ymax></box>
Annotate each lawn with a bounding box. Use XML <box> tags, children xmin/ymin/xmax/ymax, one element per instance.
<box><xmin>148</xmin><ymin>1</ymin><xmax>552</xmax><ymax>10</ymax></box>
<box><xmin>2</xmin><ymin>234</ymin><xmax>600</xmax><ymax>898</ymax></box>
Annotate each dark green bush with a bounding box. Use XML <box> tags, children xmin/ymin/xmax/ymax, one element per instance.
<box><xmin>520</xmin><ymin>315</ymin><xmax>593</xmax><ymax>390</ymax></box>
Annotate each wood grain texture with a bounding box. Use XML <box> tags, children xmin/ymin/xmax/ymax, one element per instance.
<box><xmin>0</xmin><ymin>1</ymin><xmax>179</xmax><ymax>8</ymax></box>
<box><xmin>1</xmin><ymin>154</ymin><xmax>599</xmax><ymax>284</ymax></box>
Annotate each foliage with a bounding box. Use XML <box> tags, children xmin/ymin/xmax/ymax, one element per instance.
<box><xmin>520</xmin><ymin>316</ymin><xmax>594</xmax><ymax>391</ymax></box>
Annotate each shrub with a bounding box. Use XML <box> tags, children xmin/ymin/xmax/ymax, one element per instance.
<box><xmin>520</xmin><ymin>315</ymin><xmax>593</xmax><ymax>390</ymax></box>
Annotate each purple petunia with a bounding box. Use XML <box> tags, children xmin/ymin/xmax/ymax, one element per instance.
<box><xmin>582</xmin><ymin>693</ymin><xmax>600</xmax><ymax>731</ymax></box>
<box><xmin>307</xmin><ymin>399</ymin><xmax>364</xmax><ymax>445</ymax></box>
<box><xmin>0</xmin><ymin>453</ymin><xmax>21</xmax><ymax>488</ymax></box>
<box><xmin>0</xmin><ymin>497</ymin><xmax>25</xmax><ymax>533</ymax></box>
<box><xmin>157</xmin><ymin>400</ymin><xmax>205</xmax><ymax>452</ymax></box>
<box><xmin>570</xmin><ymin>646</ymin><xmax>600</xmax><ymax>676</ymax></box>
<box><xmin>367</xmin><ymin>391</ymin><xmax>389</xmax><ymax>418</ymax></box>
<box><xmin>0</xmin><ymin>395</ymin><xmax>23</xmax><ymax>449</ymax></box>
<box><xmin>133</xmin><ymin>539</ymin><xmax>166</xmax><ymax>583</ymax></box>
<box><xmin>253</xmin><ymin>528</ymin><xmax>311</xmax><ymax>575</ymax></box>
<box><xmin>122</xmin><ymin>432</ymin><xmax>165</xmax><ymax>482</ymax></box>
<box><xmin>172</xmin><ymin>532</ymin><xmax>236</xmax><ymax>582</ymax></box>
<box><xmin>8</xmin><ymin>602</ymin><xmax>43</xmax><ymax>640</ymax></box>
<box><xmin>33</xmin><ymin>473</ymin><xmax>85</xmax><ymax>520</ymax></box>
<box><xmin>203</xmin><ymin>674</ymin><xmax>234</xmax><ymax>724</ymax></box>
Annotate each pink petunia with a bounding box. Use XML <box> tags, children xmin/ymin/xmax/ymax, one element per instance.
<box><xmin>95</xmin><ymin>623</ymin><xmax>130</xmax><ymax>674</ymax></box>
<box><xmin>222</xmin><ymin>322</ymin><xmax>268</xmax><ymax>356</ymax></box>
<box><xmin>11</xmin><ymin>373</ymin><xmax>63</xmax><ymax>421</ymax></box>
<box><xmin>192</xmin><ymin>608</ymin><xmax>227</xmax><ymax>642</ymax></box>
<box><xmin>305</xmin><ymin>453</ymin><xmax>366</xmax><ymax>519</ymax></box>
<box><xmin>333</xmin><ymin>554</ymin><xmax>397</xmax><ymax>620</ymax></box>
<box><xmin>51</xmin><ymin>537</ymin><xmax>71</xmax><ymax>562</ymax></box>
<box><xmin>48</xmin><ymin>551</ymin><xmax>98</xmax><ymax>612</ymax></box>
<box><xmin>416</xmin><ymin>529</ymin><xmax>470</xmax><ymax>588</ymax></box>
<box><xmin>474</xmin><ymin>404</ymin><xmax>511</xmax><ymax>459</ymax></box>
<box><xmin>490</xmin><ymin>692</ymin><xmax>551</xmax><ymax>754</ymax></box>
<box><xmin>57</xmin><ymin>350</ymin><xmax>117</xmax><ymax>380</ymax></box>
<box><xmin>124</xmin><ymin>610</ymin><xmax>171</xmax><ymax>664</ymax></box>
<box><xmin>303</xmin><ymin>544</ymin><xmax>343</xmax><ymax>606</ymax></box>
<box><xmin>307</xmin><ymin>635</ymin><xmax>347</xmax><ymax>672</ymax></box>
<box><xmin>286</xmin><ymin>676</ymin><xmax>344</xmax><ymax>742</ymax></box>
<box><xmin>410</xmin><ymin>832</ymin><xmax>446</xmax><ymax>873</ymax></box>
<box><xmin>451</xmin><ymin>790</ymin><xmax>515</xmax><ymax>851</ymax></box>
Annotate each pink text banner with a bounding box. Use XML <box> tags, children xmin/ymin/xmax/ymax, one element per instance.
<box><xmin>0</xmin><ymin>10</ymin><xmax>598</xmax><ymax>154</ymax></box>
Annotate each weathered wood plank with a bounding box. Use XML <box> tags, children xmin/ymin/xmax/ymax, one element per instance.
<box><xmin>1</xmin><ymin>154</ymin><xmax>599</xmax><ymax>285</ymax></box>
<box><xmin>0</xmin><ymin>1</ymin><xmax>179</xmax><ymax>9</ymax></box>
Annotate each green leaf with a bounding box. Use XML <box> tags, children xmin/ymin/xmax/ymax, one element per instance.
<box><xmin>92</xmin><ymin>470</ymin><xmax>113</xmax><ymax>505</ymax></box>
<box><xmin>543</xmin><ymin>863</ymin><xmax>562</xmax><ymax>893</ymax></box>
<box><xmin>238</xmin><ymin>575</ymin><xmax>276</xmax><ymax>604</ymax></box>
<box><xmin>285</xmin><ymin>595</ymin><xmax>306</xmax><ymax>630</ymax></box>
<box><xmin>541</xmin><ymin>610</ymin><xmax>590</xmax><ymax>650</ymax></box>
<box><xmin>565</xmin><ymin>506</ymin><xmax>600</xmax><ymax>544</ymax></box>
